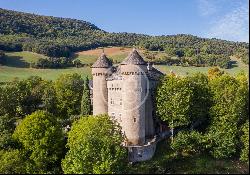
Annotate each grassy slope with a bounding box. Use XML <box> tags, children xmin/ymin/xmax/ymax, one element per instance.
<box><xmin>0</xmin><ymin>51</ymin><xmax>91</xmax><ymax>82</ymax></box>
<box><xmin>128</xmin><ymin>140</ymin><xmax>248</xmax><ymax>174</ymax></box>
<box><xmin>0</xmin><ymin>48</ymin><xmax>248</xmax><ymax>82</ymax></box>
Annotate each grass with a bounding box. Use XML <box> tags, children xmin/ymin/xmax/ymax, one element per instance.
<box><xmin>156</xmin><ymin>64</ymin><xmax>249</xmax><ymax>77</ymax></box>
<box><xmin>4</xmin><ymin>51</ymin><xmax>47</xmax><ymax>68</ymax></box>
<box><xmin>127</xmin><ymin>140</ymin><xmax>249</xmax><ymax>174</ymax></box>
<box><xmin>0</xmin><ymin>49</ymin><xmax>248</xmax><ymax>82</ymax></box>
<box><xmin>0</xmin><ymin>66</ymin><xmax>91</xmax><ymax>82</ymax></box>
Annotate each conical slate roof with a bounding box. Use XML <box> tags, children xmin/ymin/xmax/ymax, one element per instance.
<box><xmin>121</xmin><ymin>48</ymin><xmax>147</xmax><ymax>65</ymax></box>
<box><xmin>91</xmin><ymin>53</ymin><xmax>112</xmax><ymax>68</ymax></box>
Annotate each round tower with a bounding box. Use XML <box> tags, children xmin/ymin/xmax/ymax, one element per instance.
<box><xmin>91</xmin><ymin>53</ymin><xmax>112</xmax><ymax>115</ymax></box>
<box><xmin>120</xmin><ymin>49</ymin><xmax>148</xmax><ymax>146</ymax></box>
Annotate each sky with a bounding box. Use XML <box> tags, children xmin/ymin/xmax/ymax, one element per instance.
<box><xmin>0</xmin><ymin>0</ymin><xmax>249</xmax><ymax>42</ymax></box>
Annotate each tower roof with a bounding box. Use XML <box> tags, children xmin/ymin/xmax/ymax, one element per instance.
<box><xmin>91</xmin><ymin>53</ymin><xmax>112</xmax><ymax>68</ymax></box>
<box><xmin>121</xmin><ymin>48</ymin><xmax>147</xmax><ymax>65</ymax></box>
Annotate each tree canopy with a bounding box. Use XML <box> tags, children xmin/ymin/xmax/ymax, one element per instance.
<box><xmin>62</xmin><ymin>114</ymin><xmax>127</xmax><ymax>174</ymax></box>
<box><xmin>13</xmin><ymin>110</ymin><xmax>65</xmax><ymax>173</ymax></box>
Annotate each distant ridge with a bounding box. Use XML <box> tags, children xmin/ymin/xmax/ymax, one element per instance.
<box><xmin>0</xmin><ymin>8</ymin><xmax>248</xmax><ymax>63</ymax></box>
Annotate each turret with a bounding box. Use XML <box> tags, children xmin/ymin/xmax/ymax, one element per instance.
<box><xmin>120</xmin><ymin>49</ymin><xmax>148</xmax><ymax>145</ymax></box>
<box><xmin>91</xmin><ymin>53</ymin><xmax>112</xmax><ymax>115</ymax></box>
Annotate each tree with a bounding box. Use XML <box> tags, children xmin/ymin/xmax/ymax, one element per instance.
<box><xmin>240</xmin><ymin>120</ymin><xmax>249</xmax><ymax>163</ymax></box>
<box><xmin>186</xmin><ymin>73</ymin><xmax>211</xmax><ymax>130</ymax></box>
<box><xmin>0</xmin><ymin>77</ymin><xmax>55</xmax><ymax>117</ymax></box>
<box><xmin>41</xmin><ymin>81</ymin><xmax>58</xmax><ymax>114</ymax></box>
<box><xmin>207</xmin><ymin>67</ymin><xmax>224</xmax><ymax>80</ymax></box>
<box><xmin>73</xmin><ymin>59</ymin><xmax>81</xmax><ymax>68</ymax></box>
<box><xmin>170</xmin><ymin>131</ymin><xmax>204</xmax><ymax>155</ymax></box>
<box><xmin>62</xmin><ymin>114</ymin><xmax>127</xmax><ymax>174</ymax></box>
<box><xmin>13</xmin><ymin>110</ymin><xmax>65</xmax><ymax>174</ymax></box>
<box><xmin>0</xmin><ymin>149</ymin><xmax>27</xmax><ymax>174</ymax></box>
<box><xmin>0</xmin><ymin>51</ymin><xmax>5</xmax><ymax>65</ymax></box>
<box><xmin>206</xmin><ymin>74</ymin><xmax>248</xmax><ymax>158</ymax></box>
<box><xmin>0</xmin><ymin>84</ymin><xmax>19</xmax><ymax>116</ymax></box>
<box><xmin>80</xmin><ymin>77</ymin><xmax>91</xmax><ymax>115</ymax></box>
<box><xmin>54</xmin><ymin>73</ymin><xmax>84</xmax><ymax>118</ymax></box>
<box><xmin>0</xmin><ymin>114</ymin><xmax>17</xmax><ymax>149</ymax></box>
<box><xmin>156</xmin><ymin>75</ymin><xmax>193</xmax><ymax>142</ymax></box>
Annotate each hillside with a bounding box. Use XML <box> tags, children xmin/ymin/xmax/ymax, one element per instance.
<box><xmin>0</xmin><ymin>8</ymin><xmax>248</xmax><ymax>64</ymax></box>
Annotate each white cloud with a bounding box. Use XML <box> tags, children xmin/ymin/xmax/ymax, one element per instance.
<box><xmin>206</xmin><ymin>2</ymin><xmax>249</xmax><ymax>42</ymax></box>
<box><xmin>197</xmin><ymin>0</ymin><xmax>217</xmax><ymax>16</ymax></box>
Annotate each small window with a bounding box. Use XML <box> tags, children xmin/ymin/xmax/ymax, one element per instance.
<box><xmin>133</xmin><ymin>117</ymin><xmax>136</xmax><ymax>122</ymax></box>
<box><xmin>119</xmin><ymin>113</ymin><xmax>122</xmax><ymax>122</ymax></box>
<box><xmin>110</xmin><ymin>98</ymin><xmax>114</xmax><ymax>105</ymax></box>
<box><xmin>111</xmin><ymin>112</ymin><xmax>115</xmax><ymax>119</ymax></box>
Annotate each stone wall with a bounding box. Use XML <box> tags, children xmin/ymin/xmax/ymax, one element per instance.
<box><xmin>121</xmin><ymin>64</ymin><xmax>148</xmax><ymax>145</ymax></box>
<box><xmin>127</xmin><ymin>138</ymin><xmax>157</xmax><ymax>162</ymax></box>
<box><xmin>92</xmin><ymin>67</ymin><xmax>109</xmax><ymax>115</ymax></box>
<box><xmin>107</xmin><ymin>79</ymin><xmax>123</xmax><ymax>125</ymax></box>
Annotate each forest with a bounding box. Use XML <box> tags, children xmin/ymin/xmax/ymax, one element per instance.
<box><xmin>0</xmin><ymin>8</ymin><xmax>249</xmax><ymax>69</ymax></box>
<box><xmin>0</xmin><ymin>68</ymin><xmax>248</xmax><ymax>174</ymax></box>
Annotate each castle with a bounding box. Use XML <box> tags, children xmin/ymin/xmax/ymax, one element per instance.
<box><xmin>91</xmin><ymin>48</ymin><xmax>165</xmax><ymax>162</ymax></box>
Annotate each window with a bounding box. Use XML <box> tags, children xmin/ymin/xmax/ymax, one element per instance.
<box><xmin>111</xmin><ymin>112</ymin><xmax>115</xmax><ymax>119</ymax></box>
<box><xmin>119</xmin><ymin>113</ymin><xmax>122</xmax><ymax>122</ymax></box>
<box><xmin>110</xmin><ymin>98</ymin><xmax>114</xmax><ymax>105</ymax></box>
<box><xmin>133</xmin><ymin>117</ymin><xmax>136</xmax><ymax>122</ymax></box>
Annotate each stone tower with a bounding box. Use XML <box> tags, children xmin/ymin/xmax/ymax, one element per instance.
<box><xmin>91</xmin><ymin>53</ymin><xmax>112</xmax><ymax>115</ymax></box>
<box><xmin>120</xmin><ymin>49</ymin><xmax>148</xmax><ymax>145</ymax></box>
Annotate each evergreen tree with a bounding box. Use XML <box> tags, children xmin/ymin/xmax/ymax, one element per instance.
<box><xmin>80</xmin><ymin>77</ymin><xmax>91</xmax><ymax>115</ymax></box>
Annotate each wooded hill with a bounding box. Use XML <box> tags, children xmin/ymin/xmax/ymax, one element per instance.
<box><xmin>0</xmin><ymin>8</ymin><xmax>249</xmax><ymax>65</ymax></box>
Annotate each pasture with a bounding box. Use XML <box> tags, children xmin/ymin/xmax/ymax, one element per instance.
<box><xmin>0</xmin><ymin>48</ymin><xmax>248</xmax><ymax>82</ymax></box>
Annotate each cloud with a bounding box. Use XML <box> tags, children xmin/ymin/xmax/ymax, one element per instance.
<box><xmin>206</xmin><ymin>2</ymin><xmax>249</xmax><ymax>42</ymax></box>
<box><xmin>197</xmin><ymin>0</ymin><xmax>217</xmax><ymax>16</ymax></box>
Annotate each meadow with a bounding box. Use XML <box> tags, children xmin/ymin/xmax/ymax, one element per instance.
<box><xmin>0</xmin><ymin>48</ymin><xmax>248</xmax><ymax>82</ymax></box>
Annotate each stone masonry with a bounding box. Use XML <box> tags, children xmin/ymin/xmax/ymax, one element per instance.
<box><xmin>91</xmin><ymin>48</ymin><xmax>164</xmax><ymax>162</ymax></box>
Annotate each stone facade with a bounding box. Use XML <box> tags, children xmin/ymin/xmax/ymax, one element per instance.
<box><xmin>91</xmin><ymin>49</ymin><xmax>164</xmax><ymax>162</ymax></box>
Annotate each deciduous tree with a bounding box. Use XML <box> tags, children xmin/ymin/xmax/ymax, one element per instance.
<box><xmin>62</xmin><ymin>114</ymin><xmax>127</xmax><ymax>174</ymax></box>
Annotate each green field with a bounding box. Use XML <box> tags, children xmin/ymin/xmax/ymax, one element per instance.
<box><xmin>0</xmin><ymin>51</ymin><xmax>248</xmax><ymax>82</ymax></box>
<box><xmin>156</xmin><ymin>64</ymin><xmax>249</xmax><ymax>77</ymax></box>
<box><xmin>4</xmin><ymin>51</ymin><xmax>47</xmax><ymax>67</ymax></box>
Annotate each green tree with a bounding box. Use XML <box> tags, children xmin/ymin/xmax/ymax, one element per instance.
<box><xmin>207</xmin><ymin>67</ymin><xmax>224</xmax><ymax>80</ymax></box>
<box><xmin>240</xmin><ymin>120</ymin><xmax>249</xmax><ymax>163</ymax></box>
<box><xmin>13</xmin><ymin>110</ymin><xmax>65</xmax><ymax>173</ymax></box>
<box><xmin>206</xmin><ymin>74</ymin><xmax>248</xmax><ymax>158</ymax></box>
<box><xmin>0</xmin><ymin>114</ymin><xmax>17</xmax><ymax>149</ymax></box>
<box><xmin>54</xmin><ymin>73</ymin><xmax>84</xmax><ymax>118</ymax></box>
<box><xmin>80</xmin><ymin>77</ymin><xmax>91</xmax><ymax>115</ymax></box>
<box><xmin>156</xmin><ymin>75</ymin><xmax>193</xmax><ymax>142</ymax></box>
<box><xmin>0</xmin><ymin>51</ymin><xmax>5</xmax><ymax>65</ymax></box>
<box><xmin>0</xmin><ymin>83</ymin><xmax>19</xmax><ymax>116</ymax></box>
<box><xmin>73</xmin><ymin>58</ymin><xmax>81</xmax><ymax>68</ymax></box>
<box><xmin>42</xmin><ymin>81</ymin><xmax>58</xmax><ymax>114</ymax></box>
<box><xmin>170</xmin><ymin>131</ymin><xmax>204</xmax><ymax>155</ymax></box>
<box><xmin>0</xmin><ymin>149</ymin><xmax>27</xmax><ymax>174</ymax></box>
<box><xmin>62</xmin><ymin>114</ymin><xmax>127</xmax><ymax>174</ymax></box>
<box><xmin>186</xmin><ymin>73</ymin><xmax>211</xmax><ymax>130</ymax></box>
